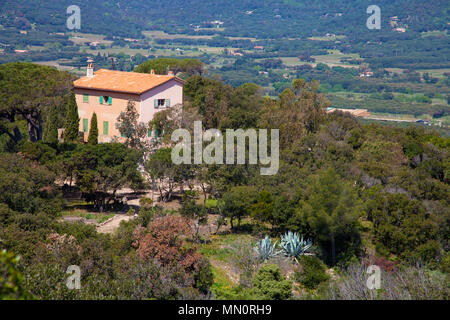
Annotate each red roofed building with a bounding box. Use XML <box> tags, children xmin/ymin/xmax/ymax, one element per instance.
<box><xmin>74</xmin><ymin>60</ymin><xmax>184</xmax><ymax>143</ymax></box>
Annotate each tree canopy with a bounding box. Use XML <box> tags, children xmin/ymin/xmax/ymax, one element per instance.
<box><xmin>0</xmin><ymin>62</ymin><xmax>73</xmax><ymax>143</ymax></box>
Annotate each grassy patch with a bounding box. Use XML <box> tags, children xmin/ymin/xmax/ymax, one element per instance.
<box><xmin>210</xmin><ymin>265</ymin><xmax>238</xmax><ymax>300</ymax></box>
<box><xmin>421</xmin><ymin>30</ymin><xmax>448</xmax><ymax>38</ymax></box>
<box><xmin>61</xmin><ymin>207</ymin><xmax>115</xmax><ymax>224</ymax></box>
<box><xmin>312</xmin><ymin>49</ymin><xmax>361</xmax><ymax>68</ymax></box>
<box><xmin>200</xmin><ymin>232</ymin><xmax>258</xmax><ymax>299</ymax></box>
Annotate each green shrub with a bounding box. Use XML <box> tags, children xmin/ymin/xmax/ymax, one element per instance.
<box><xmin>295</xmin><ymin>255</ymin><xmax>330</xmax><ymax>290</ymax></box>
<box><xmin>138</xmin><ymin>198</ymin><xmax>155</xmax><ymax>227</ymax></box>
<box><xmin>439</xmin><ymin>253</ymin><xmax>450</xmax><ymax>274</ymax></box>
<box><xmin>251</xmin><ymin>264</ymin><xmax>292</xmax><ymax>300</ymax></box>
<box><xmin>194</xmin><ymin>258</ymin><xmax>214</xmax><ymax>294</ymax></box>
<box><xmin>0</xmin><ymin>250</ymin><xmax>31</xmax><ymax>299</ymax></box>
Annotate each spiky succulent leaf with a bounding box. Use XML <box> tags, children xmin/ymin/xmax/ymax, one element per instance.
<box><xmin>254</xmin><ymin>235</ymin><xmax>279</xmax><ymax>261</ymax></box>
<box><xmin>280</xmin><ymin>231</ymin><xmax>313</xmax><ymax>262</ymax></box>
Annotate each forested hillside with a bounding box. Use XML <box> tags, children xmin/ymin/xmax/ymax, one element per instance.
<box><xmin>0</xmin><ymin>0</ymin><xmax>449</xmax><ymax>302</ymax></box>
<box><xmin>1</xmin><ymin>0</ymin><xmax>448</xmax><ymax>38</ymax></box>
<box><xmin>0</xmin><ymin>62</ymin><xmax>448</xmax><ymax>300</ymax></box>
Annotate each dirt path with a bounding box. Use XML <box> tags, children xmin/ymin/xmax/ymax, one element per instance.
<box><xmin>96</xmin><ymin>215</ymin><xmax>134</xmax><ymax>234</ymax></box>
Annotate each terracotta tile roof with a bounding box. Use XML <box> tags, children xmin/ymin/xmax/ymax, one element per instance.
<box><xmin>73</xmin><ymin>69</ymin><xmax>184</xmax><ymax>94</ymax></box>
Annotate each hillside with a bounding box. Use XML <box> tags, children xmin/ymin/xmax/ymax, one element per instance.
<box><xmin>1</xmin><ymin>0</ymin><xmax>448</xmax><ymax>38</ymax></box>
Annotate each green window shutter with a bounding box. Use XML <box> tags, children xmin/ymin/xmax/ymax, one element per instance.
<box><xmin>148</xmin><ymin>129</ymin><xmax>152</xmax><ymax>137</ymax></box>
<box><xmin>154</xmin><ymin>99</ymin><xmax>158</xmax><ymax>108</ymax></box>
<box><xmin>155</xmin><ymin>130</ymin><xmax>158</xmax><ymax>138</ymax></box>
<box><xmin>103</xmin><ymin>121</ymin><xmax>109</xmax><ymax>135</ymax></box>
<box><xmin>83</xmin><ymin>119</ymin><xmax>88</xmax><ymax>133</ymax></box>
<box><xmin>108</xmin><ymin>97</ymin><xmax>112</xmax><ymax>105</ymax></box>
<box><xmin>120</xmin><ymin>123</ymin><xmax>124</xmax><ymax>137</ymax></box>
<box><xmin>166</xmin><ymin>99</ymin><xmax>171</xmax><ymax>107</ymax></box>
<box><xmin>100</xmin><ymin>96</ymin><xmax>103</xmax><ymax>104</ymax></box>
<box><xmin>83</xmin><ymin>94</ymin><xmax>89</xmax><ymax>103</ymax></box>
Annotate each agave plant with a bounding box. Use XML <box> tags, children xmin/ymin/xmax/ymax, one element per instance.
<box><xmin>280</xmin><ymin>231</ymin><xmax>312</xmax><ymax>263</ymax></box>
<box><xmin>254</xmin><ymin>235</ymin><xmax>279</xmax><ymax>261</ymax></box>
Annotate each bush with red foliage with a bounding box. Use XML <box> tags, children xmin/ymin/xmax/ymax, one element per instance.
<box><xmin>133</xmin><ymin>215</ymin><xmax>203</xmax><ymax>274</ymax></box>
<box><xmin>363</xmin><ymin>255</ymin><xmax>398</xmax><ymax>272</ymax></box>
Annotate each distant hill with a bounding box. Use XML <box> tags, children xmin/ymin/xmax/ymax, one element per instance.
<box><xmin>1</xmin><ymin>0</ymin><xmax>448</xmax><ymax>38</ymax></box>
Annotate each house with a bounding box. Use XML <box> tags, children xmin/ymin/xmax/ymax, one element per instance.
<box><xmin>359</xmin><ymin>71</ymin><xmax>374</xmax><ymax>78</ymax></box>
<box><xmin>229</xmin><ymin>50</ymin><xmax>244</xmax><ymax>57</ymax></box>
<box><xmin>74</xmin><ymin>60</ymin><xmax>184</xmax><ymax>143</ymax></box>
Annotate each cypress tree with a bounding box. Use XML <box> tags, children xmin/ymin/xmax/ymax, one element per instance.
<box><xmin>43</xmin><ymin>111</ymin><xmax>58</xmax><ymax>144</ymax></box>
<box><xmin>64</xmin><ymin>94</ymin><xmax>80</xmax><ymax>142</ymax></box>
<box><xmin>88</xmin><ymin>112</ymin><xmax>98</xmax><ymax>145</ymax></box>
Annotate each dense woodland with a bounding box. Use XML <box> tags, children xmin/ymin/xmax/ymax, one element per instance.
<box><xmin>1</xmin><ymin>1</ymin><xmax>448</xmax><ymax>131</ymax></box>
<box><xmin>0</xmin><ymin>62</ymin><xmax>449</xmax><ymax>300</ymax></box>
<box><xmin>1</xmin><ymin>0</ymin><xmax>448</xmax><ymax>38</ymax></box>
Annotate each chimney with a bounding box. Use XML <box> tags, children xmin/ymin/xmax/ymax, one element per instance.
<box><xmin>150</xmin><ymin>69</ymin><xmax>155</xmax><ymax>75</ymax></box>
<box><xmin>87</xmin><ymin>58</ymin><xmax>94</xmax><ymax>77</ymax></box>
<box><xmin>168</xmin><ymin>70</ymin><xmax>174</xmax><ymax>76</ymax></box>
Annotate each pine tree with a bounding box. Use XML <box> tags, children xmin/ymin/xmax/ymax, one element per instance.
<box><xmin>64</xmin><ymin>94</ymin><xmax>80</xmax><ymax>142</ymax></box>
<box><xmin>88</xmin><ymin>112</ymin><xmax>98</xmax><ymax>145</ymax></box>
<box><xmin>43</xmin><ymin>110</ymin><xmax>59</xmax><ymax>144</ymax></box>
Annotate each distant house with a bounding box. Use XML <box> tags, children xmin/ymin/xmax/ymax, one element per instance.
<box><xmin>210</xmin><ymin>20</ymin><xmax>224</xmax><ymax>28</ymax></box>
<box><xmin>124</xmin><ymin>38</ymin><xmax>139</xmax><ymax>42</ymax></box>
<box><xmin>359</xmin><ymin>71</ymin><xmax>374</xmax><ymax>78</ymax></box>
<box><xmin>230</xmin><ymin>50</ymin><xmax>244</xmax><ymax>57</ymax></box>
<box><xmin>74</xmin><ymin>60</ymin><xmax>184</xmax><ymax>143</ymax></box>
<box><xmin>254</xmin><ymin>46</ymin><xmax>264</xmax><ymax>50</ymax></box>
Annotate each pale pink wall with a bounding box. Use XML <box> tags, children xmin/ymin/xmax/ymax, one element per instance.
<box><xmin>74</xmin><ymin>79</ymin><xmax>182</xmax><ymax>143</ymax></box>
<box><xmin>74</xmin><ymin>88</ymin><xmax>139</xmax><ymax>143</ymax></box>
<box><xmin>139</xmin><ymin>79</ymin><xmax>183</xmax><ymax>125</ymax></box>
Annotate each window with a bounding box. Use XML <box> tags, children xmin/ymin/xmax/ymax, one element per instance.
<box><xmin>154</xmin><ymin>99</ymin><xmax>165</xmax><ymax>108</ymax></box>
<box><xmin>103</xmin><ymin>121</ymin><xmax>109</xmax><ymax>135</ymax></box>
<box><xmin>148</xmin><ymin>128</ymin><xmax>152</xmax><ymax>137</ymax></box>
<box><xmin>100</xmin><ymin>96</ymin><xmax>112</xmax><ymax>105</ymax></box>
<box><xmin>83</xmin><ymin>94</ymin><xmax>89</xmax><ymax>103</ymax></box>
<box><xmin>83</xmin><ymin>119</ymin><xmax>88</xmax><ymax>133</ymax></box>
